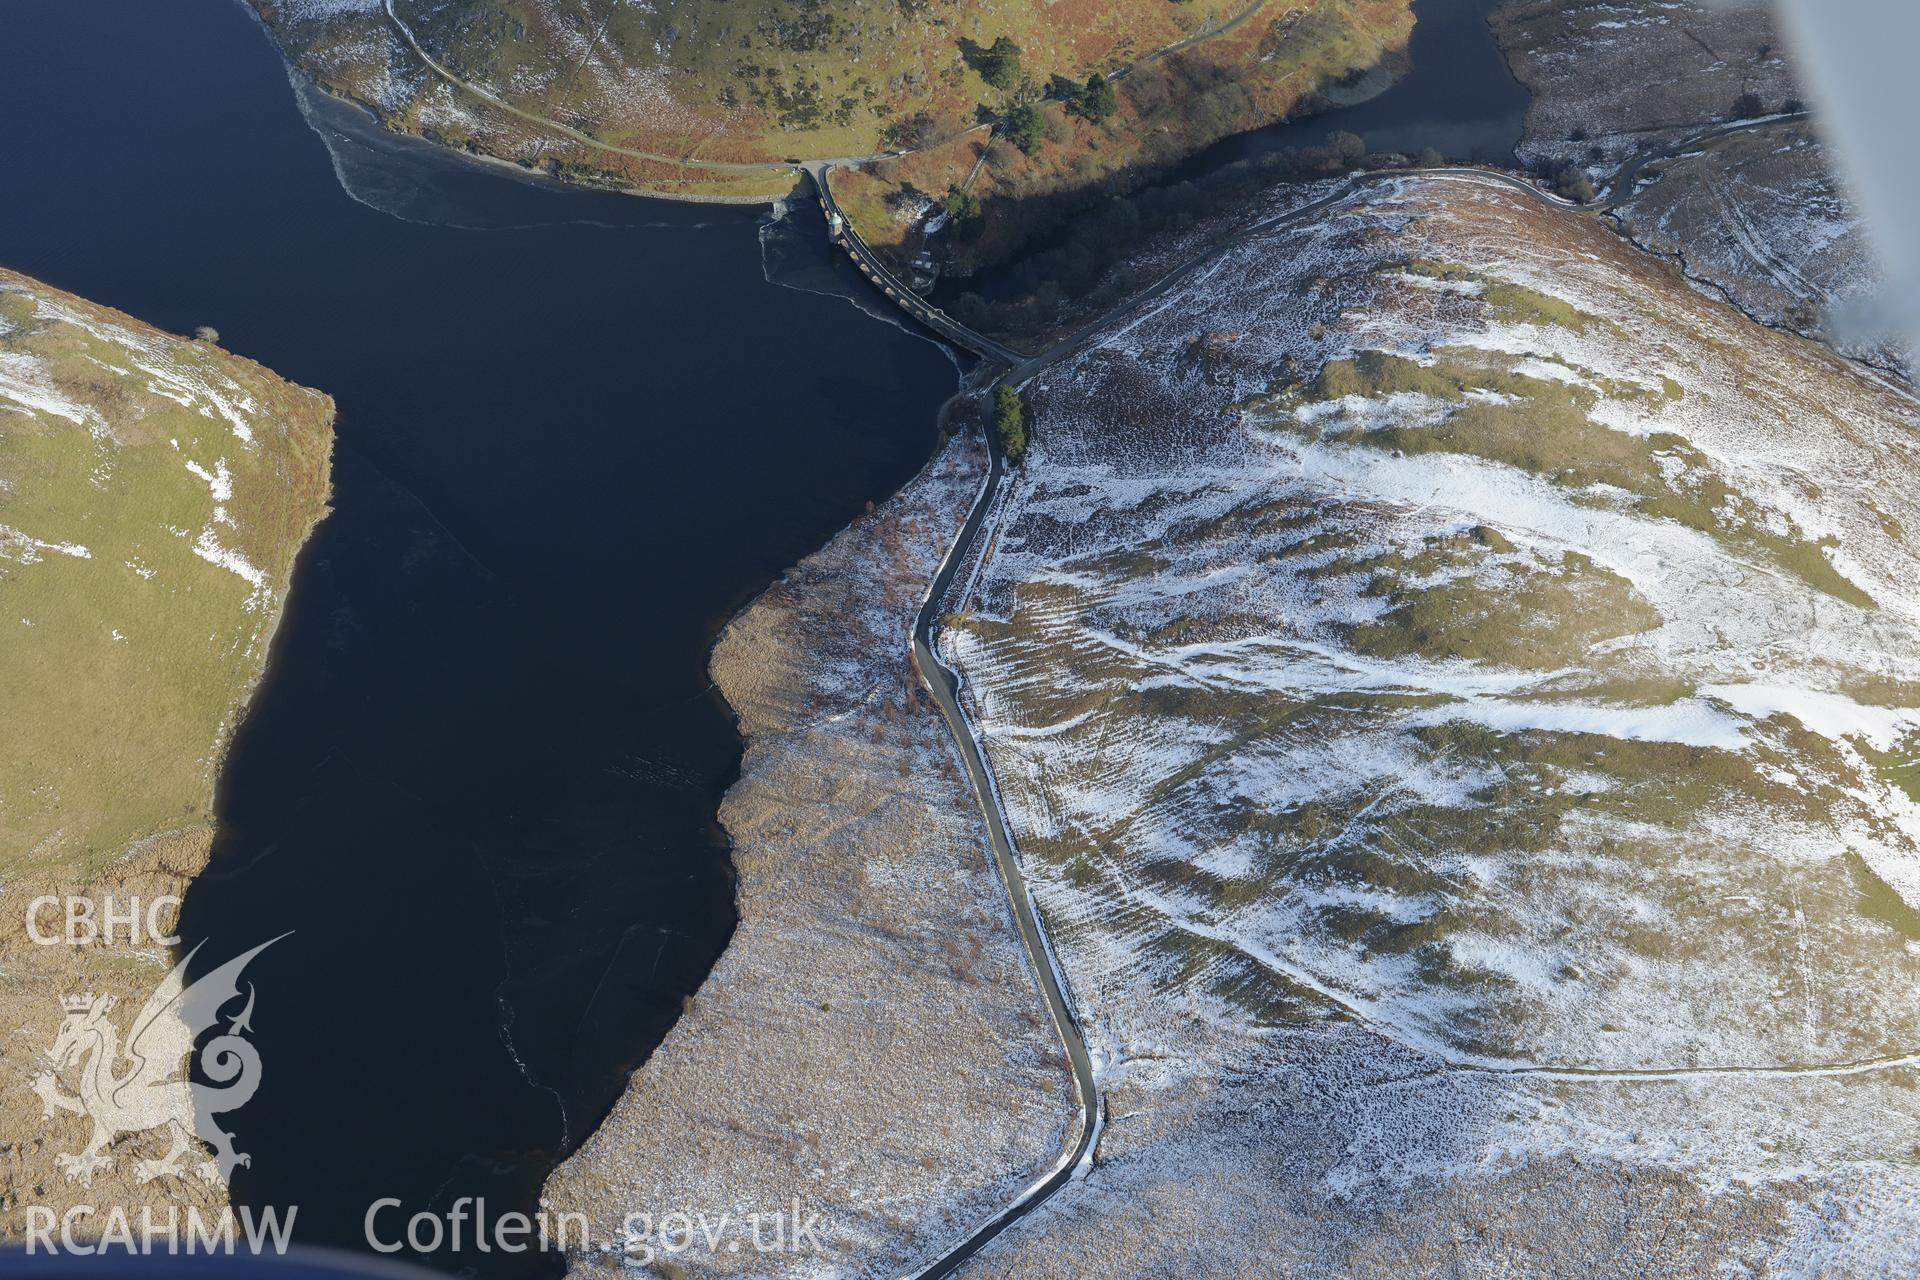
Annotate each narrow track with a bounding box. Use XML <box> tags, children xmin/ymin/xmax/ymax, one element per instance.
<box><xmin>863</xmin><ymin>112</ymin><xmax>1828</xmax><ymax>1279</ymax></box>
<box><xmin>900</xmin><ymin>438</ymin><xmax>1101</xmax><ymax>1279</ymax></box>
<box><xmin>379</xmin><ymin>0</ymin><xmax>1278</xmax><ymax>186</ymax></box>
<box><xmin>873</xmin><ymin>167</ymin><xmax>1559</xmax><ymax>1280</ymax></box>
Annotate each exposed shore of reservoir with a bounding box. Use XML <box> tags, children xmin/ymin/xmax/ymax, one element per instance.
<box><xmin>543</xmin><ymin>423</ymin><xmax>1075</xmax><ymax>1278</ymax></box>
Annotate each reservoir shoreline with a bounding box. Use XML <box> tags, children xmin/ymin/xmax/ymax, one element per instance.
<box><xmin>1</xmin><ymin>1</ymin><xmax>961</xmax><ymax>1269</ymax></box>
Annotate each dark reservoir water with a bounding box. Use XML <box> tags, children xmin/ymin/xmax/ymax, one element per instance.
<box><xmin>0</xmin><ymin>0</ymin><xmax>1522</xmax><ymax>1268</ymax></box>
<box><xmin>928</xmin><ymin>0</ymin><xmax>1526</xmax><ymax>312</ymax></box>
<box><xmin>0</xmin><ymin>1</ymin><xmax>954</xmax><ymax>1271</ymax></box>
<box><xmin>1181</xmin><ymin>0</ymin><xmax>1529</xmax><ymax>172</ymax></box>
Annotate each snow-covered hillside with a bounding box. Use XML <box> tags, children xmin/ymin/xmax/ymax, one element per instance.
<box><xmin>943</xmin><ymin>175</ymin><xmax>1920</xmax><ymax>1275</ymax></box>
<box><xmin>1493</xmin><ymin>0</ymin><xmax>1909</xmax><ymax>379</ymax></box>
<box><xmin>1613</xmin><ymin>121</ymin><xmax>1906</xmax><ymax>375</ymax></box>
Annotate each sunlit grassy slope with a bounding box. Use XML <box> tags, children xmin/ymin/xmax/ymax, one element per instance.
<box><xmin>0</xmin><ymin>271</ymin><xmax>333</xmax><ymax>877</ymax></box>
<box><xmin>256</xmin><ymin>0</ymin><xmax>1413</xmax><ymax>208</ymax></box>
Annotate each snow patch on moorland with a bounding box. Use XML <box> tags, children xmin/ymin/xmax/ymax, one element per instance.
<box><xmin>943</xmin><ymin>177</ymin><xmax>1920</xmax><ymax>1271</ymax></box>
<box><xmin>0</xmin><ymin>279</ymin><xmax>294</xmax><ymax>614</ymax></box>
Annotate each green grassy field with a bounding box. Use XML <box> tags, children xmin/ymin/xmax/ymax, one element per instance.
<box><xmin>0</xmin><ymin>271</ymin><xmax>333</xmax><ymax>877</ymax></box>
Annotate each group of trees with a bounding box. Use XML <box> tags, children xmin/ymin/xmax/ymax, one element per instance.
<box><xmin>942</xmin><ymin>184</ymin><xmax>982</xmax><ymax>227</ymax></box>
<box><xmin>1002</xmin><ymin>72</ymin><xmax>1120</xmax><ymax>155</ymax></box>
<box><xmin>993</xmin><ymin>384</ymin><xmax>1028</xmax><ymax>463</ymax></box>
<box><xmin>960</xmin><ymin>37</ymin><xmax>1123</xmax><ymax>158</ymax></box>
<box><xmin>1082</xmin><ymin>72</ymin><xmax>1119</xmax><ymax>122</ymax></box>
<box><xmin>1051</xmin><ymin>71</ymin><xmax>1117</xmax><ymax>123</ymax></box>
<box><xmin>881</xmin><ymin>109</ymin><xmax>938</xmax><ymax>150</ymax></box>
<box><xmin>1732</xmin><ymin>90</ymin><xmax>1804</xmax><ymax>118</ymax></box>
<box><xmin>1004</xmin><ymin>103</ymin><xmax>1048</xmax><ymax>154</ymax></box>
<box><xmin>964</xmin><ymin>35</ymin><xmax>1024</xmax><ymax>90</ymax></box>
<box><xmin>1528</xmin><ymin>155</ymin><xmax>1598</xmax><ymax>203</ymax></box>
<box><xmin>1119</xmin><ymin>56</ymin><xmax>1260</xmax><ymax>154</ymax></box>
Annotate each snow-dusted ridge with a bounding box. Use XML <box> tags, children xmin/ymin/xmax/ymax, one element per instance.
<box><xmin>943</xmin><ymin>175</ymin><xmax>1920</xmax><ymax>1274</ymax></box>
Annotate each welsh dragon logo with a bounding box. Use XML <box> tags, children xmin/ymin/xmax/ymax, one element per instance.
<box><xmin>32</xmin><ymin>936</ymin><xmax>286</xmax><ymax>1187</ymax></box>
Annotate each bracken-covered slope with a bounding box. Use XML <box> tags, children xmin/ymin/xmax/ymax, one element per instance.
<box><xmin>254</xmin><ymin>0</ymin><xmax>1414</xmax><ymax>201</ymax></box>
<box><xmin>941</xmin><ymin>175</ymin><xmax>1920</xmax><ymax>1275</ymax></box>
